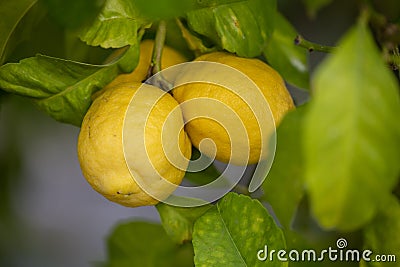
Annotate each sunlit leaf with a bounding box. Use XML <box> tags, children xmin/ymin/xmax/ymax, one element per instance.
<box><xmin>193</xmin><ymin>193</ymin><xmax>287</xmax><ymax>266</ymax></box>
<box><xmin>156</xmin><ymin>203</ymin><xmax>212</xmax><ymax>244</ymax></box>
<box><xmin>304</xmin><ymin>19</ymin><xmax>400</xmax><ymax>231</ymax></box>
<box><xmin>263</xmin><ymin>106</ymin><xmax>306</xmax><ymax>229</ymax></box>
<box><xmin>79</xmin><ymin>0</ymin><xmax>149</xmax><ymax>49</ymax></box>
<box><xmin>264</xmin><ymin>13</ymin><xmax>309</xmax><ymax>90</ymax></box>
<box><xmin>187</xmin><ymin>0</ymin><xmax>276</xmax><ymax>57</ymax></box>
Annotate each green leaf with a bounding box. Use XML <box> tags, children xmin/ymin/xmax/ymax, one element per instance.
<box><xmin>156</xmin><ymin>203</ymin><xmax>212</xmax><ymax>244</ymax></box>
<box><xmin>41</xmin><ymin>0</ymin><xmax>103</xmax><ymax>29</ymax></box>
<box><xmin>78</xmin><ymin>0</ymin><xmax>149</xmax><ymax>72</ymax></box>
<box><xmin>263</xmin><ymin>13</ymin><xmax>309</xmax><ymax>90</ymax></box>
<box><xmin>362</xmin><ymin>197</ymin><xmax>400</xmax><ymax>267</ymax></box>
<box><xmin>263</xmin><ymin>106</ymin><xmax>306</xmax><ymax>229</ymax></box>
<box><xmin>302</xmin><ymin>0</ymin><xmax>332</xmax><ymax>18</ymax></box>
<box><xmin>193</xmin><ymin>192</ymin><xmax>287</xmax><ymax>267</ymax></box>
<box><xmin>0</xmin><ymin>54</ymin><xmax>119</xmax><ymax>126</ymax></box>
<box><xmin>186</xmin><ymin>0</ymin><xmax>276</xmax><ymax>57</ymax></box>
<box><xmin>132</xmin><ymin>0</ymin><xmax>246</xmax><ymax>20</ymax></box>
<box><xmin>79</xmin><ymin>0</ymin><xmax>149</xmax><ymax>49</ymax></box>
<box><xmin>105</xmin><ymin>221</ymin><xmax>194</xmax><ymax>267</ymax></box>
<box><xmin>132</xmin><ymin>0</ymin><xmax>197</xmax><ymax>20</ymax></box>
<box><xmin>304</xmin><ymin>19</ymin><xmax>400</xmax><ymax>231</ymax></box>
<box><xmin>0</xmin><ymin>0</ymin><xmax>38</xmax><ymax>64</ymax></box>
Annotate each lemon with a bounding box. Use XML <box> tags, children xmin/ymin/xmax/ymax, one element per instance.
<box><xmin>78</xmin><ymin>83</ymin><xmax>191</xmax><ymax>207</ymax></box>
<box><xmin>173</xmin><ymin>52</ymin><xmax>294</xmax><ymax>165</ymax></box>
<box><xmin>104</xmin><ymin>39</ymin><xmax>187</xmax><ymax>89</ymax></box>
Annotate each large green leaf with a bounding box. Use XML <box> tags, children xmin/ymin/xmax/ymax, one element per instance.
<box><xmin>104</xmin><ymin>221</ymin><xmax>194</xmax><ymax>267</ymax></box>
<box><xmin>0</xmin><ymin>54</ymin><xmax>119</xmax><ymax>126</ymax></box>
<box><xmin>156</xmin><ymin>203</ymin><xmax>212</xmax><ymax>244</ymax></box>
<box><xmin>304</xmin><ymin>19</ymin><xmax>400</xmax><ymax>231</ymax></box>
<box><xmin>193</xmin><ymin>193</ymin><xmax>287</xmax><ymax>267</ymax></box>
<box><xmin>0</xmin><ymin>0</ymin><xmax>38</xmax><ymax>64</ymax></box>
<box><xmin>79</xmin><ymin>0</ymin><xmax>149</xmax><ymax>49</ymax></box>
<box><xmin>186</xmin><ymin>0</ymin><xmax>276</xmax><ymax>57</ymax></box>
<box><xmin>263</xmin><ymin>13</ymin><xmax>309</xmax><ymax>90</ymax></box>
<box><xmin>362</xmin><ymin>197</ymin><xmax>400</xmax><ymax>267</ymax></box>
<box><xmin>263</xmin><ymin>106</ymin><xmax>306</xmax><ymax>229</ymax></box>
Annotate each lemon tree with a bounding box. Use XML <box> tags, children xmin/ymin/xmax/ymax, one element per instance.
<box><xmin>1</xmin><ymin>0</ymin><xmax>400</xmax><ymax>267</ymax></box>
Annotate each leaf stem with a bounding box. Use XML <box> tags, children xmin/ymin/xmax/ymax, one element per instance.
<box><xmin>294</xmin><ymin>35</ymin><xmax>335</xmax><ymax>53</ymax></box>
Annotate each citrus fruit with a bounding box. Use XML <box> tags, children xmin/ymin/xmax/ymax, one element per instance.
<box><xmin>104</xmin><ymin>39</ymin><xmax>187</xmax><ymax>89</ymax></box>
<box><xmin>78</xmin><ymin>83</ymin><xmax>191</xmax><ymax>207</ymax></box>
<box><xmin>173</xmin><ymin>52</ymin><xmax>294</xmax><ymax>165</ymax></box>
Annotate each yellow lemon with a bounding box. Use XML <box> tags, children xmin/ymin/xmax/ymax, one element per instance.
<box><xmin>78</xmin><ymin>83</ymin><xmax>191</xmax><ymax>207</ymax></box>
<box><xmin>173</xmin><ymin>52</ymin><xmax>294</xmax><ymax>165</ymax></box>
<box><xmin>104</xmin><ymin>39</ymin><xmax>187</xmax><ymax>89</ymax></box>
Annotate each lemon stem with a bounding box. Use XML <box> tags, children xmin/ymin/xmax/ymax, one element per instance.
<box><xmin>145</xmin><ymin>20</ymin><xmax>173</xmax><ymax>91</ymax></box>
<box><xmin>232</xmin><ymin>184</ymin><xmax>251</xmax><ymax>196</ymax></box>
<box><xmin>294</xmin><ymin>35</ymin><xmax>335</xmax><ymax>53</ymax></box>
<box><xmin>148</xmin><ymin>20</ymin><xmax>167</xmax><ymax>77</ymax></box>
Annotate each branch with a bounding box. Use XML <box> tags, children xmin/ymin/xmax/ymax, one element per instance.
<box><xmin>294</xmin><ymin>35</ymin><xmax>335</xmax><ymax>53</ymax></box>
<box><xmin>147</xmin><ymin>20</ymin><xmax>167</xmax><ymax>78</ymax></box>
<box><xmin>145</xmin><ymin>21</ymin><xmax>173</xmax><ymax>92</ymax></box>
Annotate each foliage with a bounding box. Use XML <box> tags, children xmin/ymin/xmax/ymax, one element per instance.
<box><xmin>304</xmin><ymin>16</ymin><xmax>400</xmax><ymax>231</ymax></box>
<box><xmin>1</xmin><ymin>0</ymin><xmax>400</xmax><ymax>266</ymax></box>
<box><xmin>103</xmin><ymin>221</ymin><xmax>194</xmax><ymax>267</ymax></box>
<box><xmin>192</xmin><ymin>193</ymin><xmax>286</xmax><ymax>267</ymax></box>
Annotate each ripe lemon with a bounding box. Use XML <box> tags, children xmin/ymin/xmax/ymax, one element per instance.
<box><xmin>78</xmin><ymin>83</ymin><xmax>191</xmax><ymax>207</ymax></box>
<box><xmin>104</xmin><ymin>39</ymin><xmax>187</xmax><ymax>89</ymax></box>
<box><xmin>173</xmin><ymin>52</ymin><xmax>294</xmax><ymax>165</ymax></box>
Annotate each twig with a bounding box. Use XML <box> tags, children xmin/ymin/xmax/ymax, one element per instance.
<box><xmin>294</xmin><ymin>35</ymin><xmax>335</xmax><ymax>53</ymax></box>
<box><xmin>147</xmin><ymin>20</ymin><xmax>167</xmax><ymax>78</ymax></box>
<box><xmin>383</xmin><ymin>47</ymin><xmax>400</xmax><ymax>71</ymax></box>
<box><xmin>145</xmin><ymin>21</ymin><xmax>173</xmax><ymax>91</ymax></box>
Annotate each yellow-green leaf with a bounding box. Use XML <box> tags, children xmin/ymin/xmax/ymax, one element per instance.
<box><xmin>264</xmin><ymin>13</ymin><xmax>309</xmax><ymax>89</ymax></box>
<box><xmin>193</xmin><ymin>193</ymin><xmax>287</xmax><ymax>267</ymax></box>
<box><xmin>263</xmin><ymin>106</ymin><xmax>306</xmax><ymax>229</ymax></box>
<box><xmin>304</xmin><ymin>19</ymin><xmax>400</xmax><ymax>231</ymax></box>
